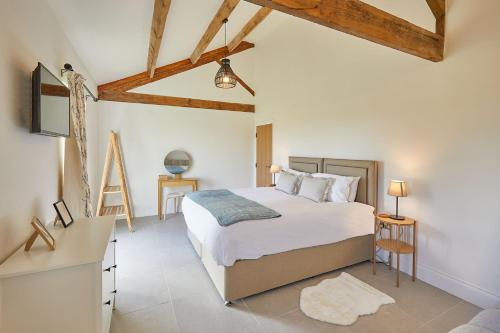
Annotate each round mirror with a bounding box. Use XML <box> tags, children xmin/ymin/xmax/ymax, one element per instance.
<box><xmin>164</xmin><ymin>150</ymin><xmax>191</xmax><ymax>178</ymax></box>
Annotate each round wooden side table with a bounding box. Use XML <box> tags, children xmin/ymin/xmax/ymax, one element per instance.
<box><xmin>373</xmin><ymin>214</ymin><xmax>417</xmax><ymax>287</ymax></box>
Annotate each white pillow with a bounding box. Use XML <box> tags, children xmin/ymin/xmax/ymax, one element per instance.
<box><xmin>275</xmin><ymin>172</ymin><xmax>299</xmax><ymax>195</ymax></box>
<box><xmin>298</xmin><ymin>177</ymin><xmax>331</xmax><ymax>202</ymax></box>
<box><xmin>348</xmin><ymin>177</ymin><xmax>361</xmax><ymax>202</ymax></box>
<box><xmin>311</xmin><ymin>173</ymin><xmax>355</xmax><ymax>203</ymax></box>
<box><xmin>282</xmin><ymin>168</ymin><xmax>310</xmax><ymax>193</ymax></box>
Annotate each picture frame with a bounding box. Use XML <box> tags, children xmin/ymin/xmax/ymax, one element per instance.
<box><xmin>25</xmin><ymin>217</ymin><xmax>56</xmax><ymax>251</ymax></box>
<box><xmin>53</xmin><ymin>199</ymin><xmax>74</xmax><ymax>228</ymax></box>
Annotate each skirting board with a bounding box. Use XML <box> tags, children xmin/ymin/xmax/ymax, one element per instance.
<box><xmin>394</xmin><ymin>256</ymin><xmax>499</xmax><ymax>309</ymax></box>
<box><xmin>417</xmin><ymin>263</ymin><xmax>500</xmax><ymax>309</ymax></box>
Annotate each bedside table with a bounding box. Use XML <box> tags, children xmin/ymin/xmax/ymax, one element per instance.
<box><xmin>373</xmin><ymin>214</ymin><xmax>416</xmax><ymax>287</ymax></box>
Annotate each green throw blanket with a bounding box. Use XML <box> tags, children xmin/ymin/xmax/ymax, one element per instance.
<box><xmin>187</xmin><ymin>189</ymin><xmax>281</xmax><ymax>227</ymax></box>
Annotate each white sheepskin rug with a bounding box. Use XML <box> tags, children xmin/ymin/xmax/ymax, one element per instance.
<box><xmin>300</xmin><ymin>272</ymin><xmax>395</xmax><ymax>326</ymax></box>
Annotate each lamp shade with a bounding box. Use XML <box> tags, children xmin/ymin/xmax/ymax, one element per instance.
<box><xmin>215</xmin><ymin>59</ymin><xmax>237</xmax><ymax>89</ymax></box>
<box><xmin>270</xmin><ymin>165</ymin><xmax>281</xmax><ymax>174</ymax></box>
<box><xmin>387</xmin><ymin>180</ymin><xmax>408</xmax><ymax>197</ymax></box>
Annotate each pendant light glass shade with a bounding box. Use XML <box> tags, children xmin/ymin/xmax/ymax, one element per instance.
<box><xmin>215</xmin><ymin>58</ymin><xmax>237</xmax><ymax>89</ymax></box>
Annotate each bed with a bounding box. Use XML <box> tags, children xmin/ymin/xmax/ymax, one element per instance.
<box><xmin>182</xmin><ymin>157</ymin><xmax>378</xmax><ymax>303</ymax></box>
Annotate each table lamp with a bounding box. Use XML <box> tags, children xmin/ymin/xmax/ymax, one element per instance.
<box><xmin>387</xmin><ymin>180</ymin><xmax>408</xmax><ymax>220</ymax></box>
<box><xmin>270</xmin><ymin>165</ymin><xmax>281</xmax><ymax>186</ymax></box>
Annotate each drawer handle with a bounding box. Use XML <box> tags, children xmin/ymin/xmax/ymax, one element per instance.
<box><xmin>112</xmin><ymin>289</ymin><xmax>117</xmax><ymax>294</ymax></box>
<box><xmin>103</xmin><ymin>265</ymin><xmax>117</xmax><ymax>273</ymax></box>
<box><xmin>104</xmin><ymin>300</ymin><xmax>111</xmax><ymax>306</ymax></box>
<box><xmin>111</xmin><ymin>239</ymin><xmax>117</xmax><ymax>243</ymax></box>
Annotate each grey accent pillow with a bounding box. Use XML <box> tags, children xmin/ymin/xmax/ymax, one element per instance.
<box><xmin>275</xmin><ymin>172</ymin><xmax>299</xmax><ymax>195</ymax></box>
<box><xmin>298</xmin><ymin>177</ymin><xmax>331</xmax><ymax>202</ymax></box>
<box><xmin>283</xmin><ymin>168</ymin><xmax>310</xmax><ymax>193</ymax></box>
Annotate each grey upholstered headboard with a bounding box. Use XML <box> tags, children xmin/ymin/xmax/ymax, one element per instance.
<box><xmin>288</xmin><ymin>156</ymin><xmax>378</xmax><ymax>208</ymax></box>
<box><xmin>288</xmin><ymin>157</ymin><xmax>323</xmax><ymax>173</ymax></box>
<box><xmin>323</xmin><ymin>158</ymin><xmax>378</xmax><ymax>208</ymax></box>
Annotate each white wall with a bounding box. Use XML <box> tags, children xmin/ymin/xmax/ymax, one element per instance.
<box><xmin>98</xmin><ymin>53</ymin><xmax>255</xmax><ymax>217</ymax></box>
<box><xmin>0</xmin><ymin>0</ymin><xmax>99</xmax><ymax>262</ymax></box>
<box><xmin>253</xmin><ymin>1</ymin><xmax>500</xmax><ymax>308</ymax></box>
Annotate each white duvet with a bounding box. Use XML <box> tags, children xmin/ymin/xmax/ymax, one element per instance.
<box><xmin>182</xmin><ymin>187</ymin><xmax>374</xmax><ymax>267</ymax></box>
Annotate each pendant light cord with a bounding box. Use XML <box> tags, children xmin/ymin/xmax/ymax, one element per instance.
<box><xmin>224</xmin><ymin>18</ymin><xmax>228</xmax><ymax>59</ymax></box>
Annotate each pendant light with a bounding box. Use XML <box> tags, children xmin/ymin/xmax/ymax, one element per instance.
<box><xmin>215</xmin><ymin>18</ymin><xmax>237</xmax><ymax>89</ymax></box>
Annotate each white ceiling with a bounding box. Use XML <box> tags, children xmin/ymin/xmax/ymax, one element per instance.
<box><xmin>45</xmin><ymin>0</ymin><xmax>287</xmax><ymax>84</ymax></box>
<box><xmin>45</xmin><ymin>0</ymin><xmax>434</xmax><ymax>85</ymax></box>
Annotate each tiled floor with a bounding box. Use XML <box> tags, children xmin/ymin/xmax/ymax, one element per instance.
<box><xmin>110</xmin><ymin>215</ymin><xmax>481</xmax><ymax>333</ymax></box>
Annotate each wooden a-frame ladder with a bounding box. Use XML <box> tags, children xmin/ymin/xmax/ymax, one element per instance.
<box><xmin>96</xmin><ymin>131</ymin><xmax>133</xmax><ymax>231</ymax></box>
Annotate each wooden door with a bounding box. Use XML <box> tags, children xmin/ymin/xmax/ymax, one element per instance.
<box><xmin>256</xmin><ymin>124</ymin><xmax>272</xmax><ymax>187</ymax></box>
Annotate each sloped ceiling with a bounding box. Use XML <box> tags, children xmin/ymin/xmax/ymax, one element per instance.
<box><xmin>45</xmin><ymin>0</ymin><xmax>434</xmax><ymax>86</ymax></box>
<box><xmin>45</xmin><ymin>0</ymin><xmax>286</xmax><ymax>84</ymax></box>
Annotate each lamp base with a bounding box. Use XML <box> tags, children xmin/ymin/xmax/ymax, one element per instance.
<box><xmin>389</xmin><ymin>215</ymin><xmax>405</xmax><ymax>221</ymax></box>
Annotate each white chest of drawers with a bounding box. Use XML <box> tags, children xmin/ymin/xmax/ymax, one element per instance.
<box><xmin>0</xmin><ymin>216</ymin><xmax>116</xmax><ymax>333</ymax></box>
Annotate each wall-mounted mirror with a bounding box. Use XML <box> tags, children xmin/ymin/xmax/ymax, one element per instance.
<box><xmin>164</xmin><ymin>150</ymin><xmax>191</xmax><ymax>179</ymax></box>
<box><xmin>32</xmin><ymin>62</ymin><xmax>70</xmax><ymax>137</ymax></box>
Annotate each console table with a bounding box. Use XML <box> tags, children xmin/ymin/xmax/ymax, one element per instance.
<box><xmin>0</xmin><ymin>216</ymin><xmax>116</xmax><ymax>333</ymax></box>
<box><xmin>157</xmin><ymin>175</ymin><xmax>198</xmax><ymax>219</ymax></box>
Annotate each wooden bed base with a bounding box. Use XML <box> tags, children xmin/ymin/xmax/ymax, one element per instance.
<box><xmin>187</xmin><ymin>229</ymin><xmax>373</xmax><ymax>302</ymax></box>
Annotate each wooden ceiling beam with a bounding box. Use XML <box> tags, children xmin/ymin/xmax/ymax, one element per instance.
<box><xmin>190</xmin><ymin>0</ymin><xmax>241</xmax><ymax>64</ymax></box>
<box><xmin>99</xmin><ymin>91</ymin><xmax>255</xmax><ymax>113</ymax></box>
<box><xmin>227</xmin><ymin>7</ymin><xmax>272</xmax><ymax>52</ymax></box>
<box><xmin>215</xmin><ymin>59</ymin><xmax>255</xmax><ymax>96</ymax></box>
<box><xmin>98</xmin><ymin>41</ymin><xmax>254</xmax><ymax>94</ymax></box>
<box><xmin>147</xmin><ymin>0</ymin><xmax>172</xmax><ymax>78</ymax></box>
<box><xmin>271</xmin><ymin>0</ymin><xmax>320</xmax><ymax>9</ymax></box>
<box><xmin>243</xmin><ymin>0</ymin><xmax>444</xmax><ymax>62</ymax></box>
<box><xmin>426</xmin><ymin>0</ymin><xmax>445</xmax><ymax>20</ymax></box>
<box><xmin>426</xmin><ymin>0</ymin><xmax>446</xmax><ymax>36</ymax></box>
